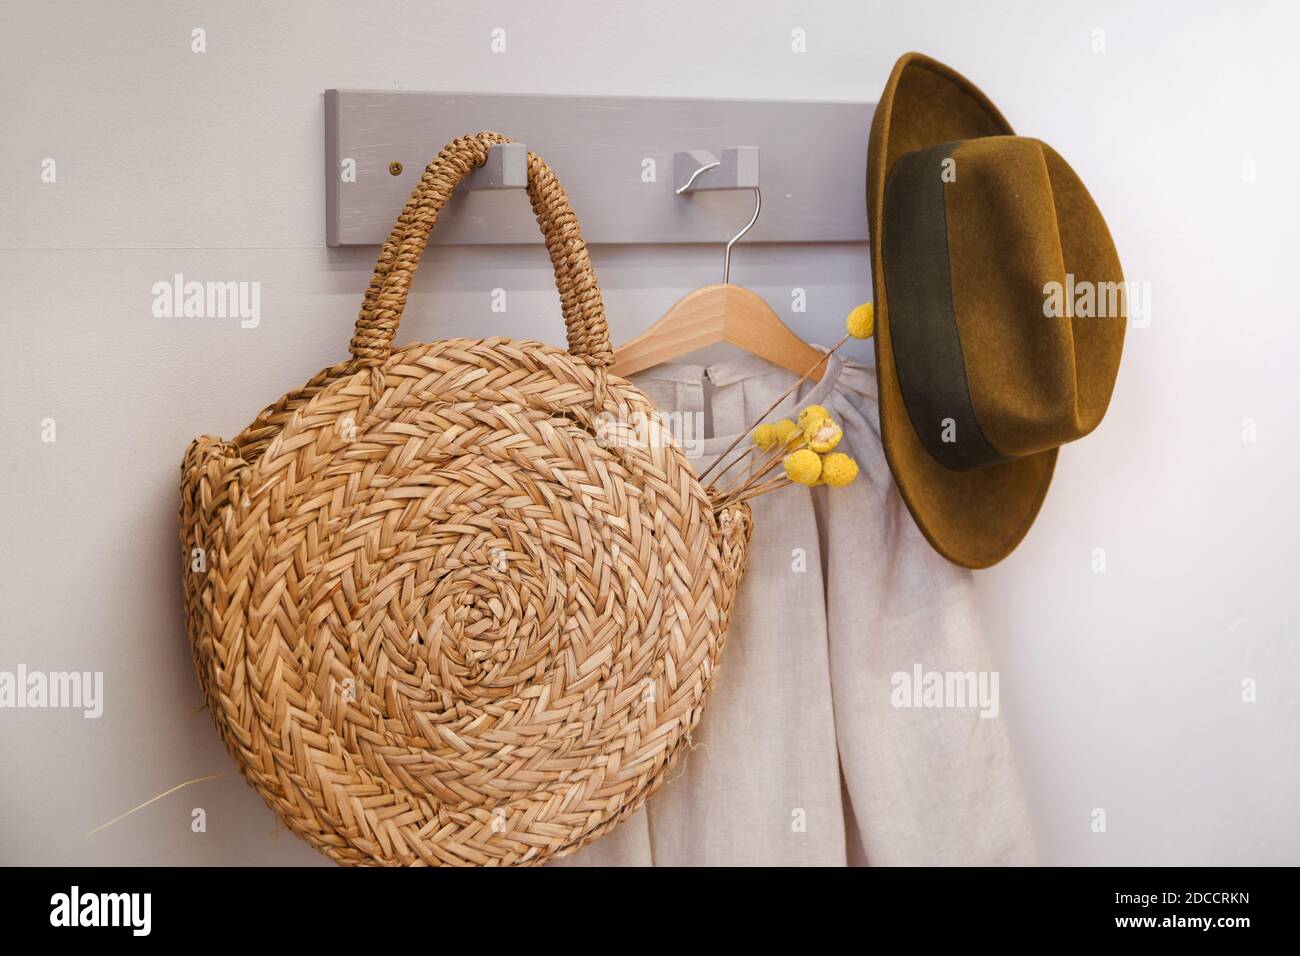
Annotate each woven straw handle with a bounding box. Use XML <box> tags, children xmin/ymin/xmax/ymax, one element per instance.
<box><xmin>350</xmin><ymin>133</ymin><xmax>613</xmax><ymax>367</ymax></box>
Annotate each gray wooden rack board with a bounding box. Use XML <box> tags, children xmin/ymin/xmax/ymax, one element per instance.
<box><xmin>324</xmin><ymin>90</ymin><xmax>875</xmax><ymax>246</ymax></box>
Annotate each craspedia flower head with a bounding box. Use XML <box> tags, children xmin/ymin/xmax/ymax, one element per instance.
<box><xmin>784</xmin><ymin>448</ymin><xmax>822</xmax><ymax>486</ymax></box>
<box><xmin>753</xmin><ymin>422</ymin><xmax>778</xmax><ymax>450</ymax></box>
<box><xmin>773</xmin><ymin>418</ymin><xmax>799</xmax><ymax>448</ymax></box>
<box><xmin>797</xmin><ymin>404</ymin><xmax>830</xmax><ymax>431</ymax></box>
<box><xmin>804</xmin><ymin>417</ymin><xmax>843</xmax><ymax>453</ymax></box>
<box><xmin>846</xmin><ymin>302</ymin><xmax>874</xmax><ymax>339</ymax></box>
<box><xmin>821</xmin><ymin>452</ymin><xmax>860</xmax><ymax>487</ymax></box>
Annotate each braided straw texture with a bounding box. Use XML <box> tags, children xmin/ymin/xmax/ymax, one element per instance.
<box><xmin>179</xmin><ymin>135</ymin><xmax>752</xmax><ymax>866</ymax></box>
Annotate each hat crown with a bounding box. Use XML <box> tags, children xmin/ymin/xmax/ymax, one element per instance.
<box><xmin>882</xmin><ymin>134</ymin><xmax>1125</xmax><ymax>468</ymax></box>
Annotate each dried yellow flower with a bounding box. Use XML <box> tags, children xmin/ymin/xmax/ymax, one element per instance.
<box><xmin>797</xmin><ymin>404</ymin><xmax>830</xmax><ymax>431</ymax></box>
<box><xmin>804</xmin><ymin>417</ymin><xmax>842</xmax><ymax>453</ymax></box>
<box><xmin>846</xmin><ymin>302</ymin><xmax>874</xmax><ymax>339</ymax></box>
<box><xmin>752</xmin><ymin>423</ymin><xmax>778</xmax><ymax>450</ymax></box>
<box><xmin>784</xmin><ymin>449</ymin><xmax>822</xmax><ymax>486</ymax></box>
<box><xmin>773</xmin><ymin>418</ymin><xmax>799</xmax><ymax>448</ymax></box>
<box><xmin>821</xmin><ymin>452</ymin><xmax>860</xmax><ymax>487</ymax></box>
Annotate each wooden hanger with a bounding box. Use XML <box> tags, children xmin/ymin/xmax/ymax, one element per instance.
<box><xmin>611</xmin><ymin>176</ymin><xmax>829</xmax><ymax>382</ymax></box>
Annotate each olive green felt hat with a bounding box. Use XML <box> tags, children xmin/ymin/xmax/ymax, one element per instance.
<box><xmin>867</xmin><ymin>52</ymin><xmax>1126</xmax><ymax>568</ymax></box>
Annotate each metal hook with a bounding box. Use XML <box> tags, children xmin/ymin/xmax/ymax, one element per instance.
<box><xmin>675</xmin><ymin>160</ymin><xmax>720</xmax><ymax>195</ymax></box>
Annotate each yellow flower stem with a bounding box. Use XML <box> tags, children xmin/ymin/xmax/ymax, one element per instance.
<box><xmin>723</xmin><ymin>439</ymin><xmax>803</xmax><ymax>498</ymax></box>
<box><xmin>728</xmin><ymin>441</ymin><xmax>788</xmax><ymax>491</ymax></box>
<box><xmin>705</xmin><ymin>443</ymin><xmax>762</xmax><ymax>491</ymax></box>
<box><xmin>719</xmin><ymin>442</ymin><xmax>789</xmax><ymax>495</ymax></box>
<box><xmin>698</xmin><ymin>333</ymin><xmax>849</xmax><ymax>485</ymax></box>
<box><xmin>722</xmin><ymin>476</ymin><xmax>790</xmax><ymax>505</ymax></box>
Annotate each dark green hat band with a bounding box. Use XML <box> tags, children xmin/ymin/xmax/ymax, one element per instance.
<box><xmin>881</xmin><ymin>141</ymin><xmax>1013</xmax><ymax>472</ymax></box>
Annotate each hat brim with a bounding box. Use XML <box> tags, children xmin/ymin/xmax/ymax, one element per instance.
<box><xmin>868</xmin><ymin>53</ymin><xmax>1056</xmax><ymax>569</ymax></box>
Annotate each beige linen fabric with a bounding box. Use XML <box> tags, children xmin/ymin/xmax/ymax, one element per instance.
<box><xmin>553</xmin><ymin>352</ymin><xmax>1036</xmax><ymax>867</ymax></box>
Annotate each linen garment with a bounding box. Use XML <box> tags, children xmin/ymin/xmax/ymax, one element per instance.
<box><xmin>553</xmin><ymin>352</ymin><xmax>1036</xmax><ymax>867</ymax></box>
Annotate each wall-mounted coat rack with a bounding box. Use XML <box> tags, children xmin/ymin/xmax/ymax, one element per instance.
<box><xmin>324</xmin><ymin>90</ymin><xmax>874</xmax><ymax>247</ymax></box>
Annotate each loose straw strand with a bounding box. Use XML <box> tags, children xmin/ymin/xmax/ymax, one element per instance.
<box><xmin>84</xmin><ymin>771</ymin><xmax>235</xmax><ymax>837</ymax></box>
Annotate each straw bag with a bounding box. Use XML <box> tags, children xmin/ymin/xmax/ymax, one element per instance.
<box><xmin>179</xmin><ymin>133</ymin><xmax>752</xmax><ymax>866</ymax></box>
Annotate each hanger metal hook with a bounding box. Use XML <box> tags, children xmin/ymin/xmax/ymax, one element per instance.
<box><xmin>675</xmin><ymin>154</ymin><xmax>761</xmax><ymax>285</ymax></box>
<box><xmin>722</xmin><ymin>186</ymin><xmax>761</xmax><ymax>285</ymax></box>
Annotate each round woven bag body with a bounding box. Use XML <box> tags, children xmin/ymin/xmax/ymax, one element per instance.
<box><xmin>179</xmin><ymin>134</ymin><xmax>752</xmax><ymax>866</ymax></box>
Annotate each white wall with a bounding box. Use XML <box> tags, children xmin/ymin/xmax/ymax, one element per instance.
<box><xmin>2</xmin><ymin>0</ymin><xmax>1296</xmax><ymax>865</ymax></box>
